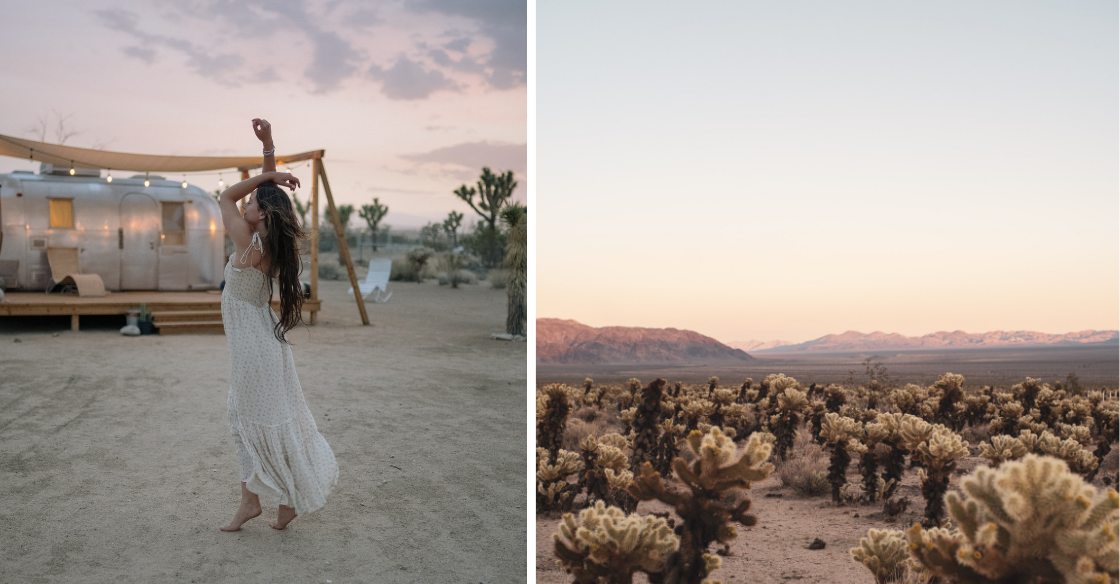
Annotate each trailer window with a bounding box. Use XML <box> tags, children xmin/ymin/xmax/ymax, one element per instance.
<box><xmin>48</xmin><ymin>198</ymin><xmax>73</xmax><ymax>229</ymax></box>
<box><xmin>162</xmin><ymin>202</ymin><xmax>186</xmax><ymax>245</ymax></box>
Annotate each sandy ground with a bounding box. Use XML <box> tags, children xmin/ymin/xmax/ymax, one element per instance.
<box><xmin>0</xmin><ymin>272</ymin><xmax>527</xmax><ymax>583</ymax></box>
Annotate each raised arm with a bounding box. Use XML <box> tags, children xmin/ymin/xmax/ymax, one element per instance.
<box><xmin>253</xmin><ymin>118</ymin><xmax>276</xmax><ymax>173</ymax></box>
<box><xmin>218</xmin><ymin>171</ymin><xmax>300</xmax><ymax>249</ymax></box>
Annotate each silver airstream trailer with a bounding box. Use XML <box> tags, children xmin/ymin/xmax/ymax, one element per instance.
<box><xmin>0</xmin><ymin>164</ymin><xmax>225</xmax><ymax>291</ymax></box>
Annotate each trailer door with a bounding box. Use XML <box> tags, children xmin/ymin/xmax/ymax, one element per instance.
<box><xmin>119</xmin><ymin>193</ymin><xmax>159</xmax><ymax>290</ymax></box>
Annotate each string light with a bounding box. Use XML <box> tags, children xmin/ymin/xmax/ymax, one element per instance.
<box><xmin>218</xmin><ymin>173</ymin><xmax>224</xmax><ymax>188</ymax></box>
<box><xmin>144</xmin><ymin>172</ymin><xmax>150</xmax><ymax>187</ymax></box>
<box><xmin>182</xmin><ymin>175</ymin><xmax>188</xmax><ymax>188</ymax></box>
<box><xmin>70</xmin><ymin>161</ymin><xmax>75</xmax><ymax>175</ymax></box>
<box><xmin>107</xmin><ymin>168</ymin><xmax>113</xmax><ymax>183</ymax></box>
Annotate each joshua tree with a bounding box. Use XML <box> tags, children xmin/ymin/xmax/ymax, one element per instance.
<box><xmin>904</xmin><ymin>455</ymin><xmax>1119</xmax><ymax>583</ymax></box>
<box><xmin>332</xmin><ymin>204</ymin><xmax>354</xmax><ymax>265</ymax></box>
<box><xmin>358</xmin><ymin>198</ymin><xmax>388</xmax><ymax>251</ymax></box>
<box><xmin>628</xmin><ymin>429</ymin><xmax>775</xmax><ymax>584</ymax></box>
<box><xmin>442</xmin><ymin>210</ymin><xmax>463</xmax><ymax>248</ymax></box>
<box><xmin>454</xmin><ymin>167</ymin><xmax>517</xmax><ymax>231</ymax></box>
<box><xmin>502</xmin><ymin>203</ymin><xmax>526</xmax><ymax>336</ymax></box>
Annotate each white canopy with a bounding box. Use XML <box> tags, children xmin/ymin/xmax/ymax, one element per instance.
<box><xmin>0</xmin><ymin>133</ymin><xmax>321</xmax><ymax>173</ymax></box>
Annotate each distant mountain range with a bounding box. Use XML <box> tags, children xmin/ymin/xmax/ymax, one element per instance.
<box><xmin>749</xmin><ymin>330</ymin><xmax>1120</xmax><ymax>353</ymax></box>
<box><xmin>728</xmin><ymin>340</ymin><xmax>795</xmax><ymax>352</ymax></box>
<box><xmin>537</xmin><ymin>319</ymin><xmax>754</xmax><ymax>365</ymax></box>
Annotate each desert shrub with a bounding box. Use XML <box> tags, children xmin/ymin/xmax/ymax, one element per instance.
<box><xmin>389</xmin><ymin>257</ymin><xmax>416</xmax><ymax>281</ymax></box>
<box><xmin>487</xmin><ymin>268</ymin><xmax>508</xmax><ymax>289</ymax></box>
<box><xmin>436</xmin><ymin>269</ymin><xmax>478</xmax><ymax>287</ymax></box>
<box><xmin>563</xmin><ymin>416</ymin><xmax>620</xmax><ymax>453</ymax></box>
<box><xmin>318</xmin><ymin>263</ymin><xmax>342</xmax><ymax>280</ymax></box>
<box><xmin>777</xmin><ymin>428</ymin><xmax>830</xmax><ymax>496</ymax></box>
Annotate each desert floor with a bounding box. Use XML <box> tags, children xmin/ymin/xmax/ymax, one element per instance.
<box><xmin>0</xmin><ymin>268</ymin><xmax>527</xmax><ymax>583</ymax></box>
<box><xmin>536</xmin><ymin>444</ymin><xmax>1119</xmax><ymax>584</ymax></box>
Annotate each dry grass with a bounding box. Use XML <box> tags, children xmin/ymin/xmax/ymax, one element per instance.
<box><xmin>776</xmin><ymin>427</ymin><xmax>830</xmax><ymax>496</ymax></box>
<box><xmin>563</xmin><ymin>413</ymin><xmax>621</xmax><ymax>452</ymax></box>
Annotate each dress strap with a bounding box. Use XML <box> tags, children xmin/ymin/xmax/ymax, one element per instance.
<box><xmin>238</xmin><ymin>232</ymin><xmax>262</xmax><ymax>267</ymax></box>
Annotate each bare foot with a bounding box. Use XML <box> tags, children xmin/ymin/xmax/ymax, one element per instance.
<box><xmin>219</xmin><ymin>501</ymin><xmax>262</xmax><ymax>532</ymax></box>
<box><xmin>270</xmin><ymin>505</ymin><xmax>297</xmax><ymax>530</ymax></box>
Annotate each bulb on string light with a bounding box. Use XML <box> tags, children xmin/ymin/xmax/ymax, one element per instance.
<box><xmin>70</xmin><ymin>161</ymin><xmax>75</xmax><ymax>176</ymax></box>
<box><xmin>107</xmin><ymin>169</ymin><xmax>113</xmax><ymax>183</ymax></box>
<box><xmin>144</xmin><ymin>172</ymin><xmax>150</xmax><ymax>187</ymax></box>
<box><xmin>182</xmin><ymin>175</ymin><xmax>188</xmax><ymax>188</ymax></box>
<box><xmin>218</xmin><ymin>173</ymin><xmax>224</xmax><ymax>188</ymax></box>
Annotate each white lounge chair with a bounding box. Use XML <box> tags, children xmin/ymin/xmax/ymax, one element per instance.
<box><xmin>348</xmin><ymin>258</ymin><xmax>392</xmax><ymax>302</ymax></box>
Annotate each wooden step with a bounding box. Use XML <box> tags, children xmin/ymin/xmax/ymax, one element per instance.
<box><xmin>152</xmin><ymin>310</ymin><xmax>222</xmax><ymax>323</ymax></box>
<box><xmin>156</xmin><ymin>321</ymin><xmax>225</xmax><ymax>335</ymax></box>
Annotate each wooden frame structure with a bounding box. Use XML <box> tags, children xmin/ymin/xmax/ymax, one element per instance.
<box><xmin>237</xmin><ymin>151</ymin><xmax>368</xmax><ymax>326</ymax></box>
<box><xmin>0</xmin><ymin>136</ymin><xmax>370</xmax><ymax>327</ymax></box>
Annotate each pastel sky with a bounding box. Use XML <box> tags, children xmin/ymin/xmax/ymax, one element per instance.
<box><xmin>0</xmin><ymin>0</ymin><xmax>526</xmax><ymax>229</ymax></box>
<box><xmin>537</xmin><ymin>2</ymin><xmax>1118</xmax><ymax>344</ymax></box>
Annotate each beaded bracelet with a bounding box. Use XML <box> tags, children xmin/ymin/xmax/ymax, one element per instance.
<box><xmin>263</xmin><ymin>147</ymin><xmax>276</xmax><ymax>156</ymax></box>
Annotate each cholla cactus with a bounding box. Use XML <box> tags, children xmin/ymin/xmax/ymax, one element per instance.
<box><xmin>988</xmin><ymin>400</ymin><xmax>1025</xmax><ymax>436</ymax></box>
<box><xmin>851</xmin><ymin>528</ymin><xmax>911</xmax><ymax>584</ymax></box>
<box><xmin>962</xmin><ymin>394</ymin><xmax>994</xmax><ymax>428</ymax></box>
<box><xmin>891</xmin><ymin>384</ymin><xmax>926</xmax><ymax>417</ymax></box>
<box><xmin>1011</xmin><ymin>376</ymin><xmax>1045</xmax><ymax>411</ymax></box>
<box><xmin>821</xmin><ymin>413</ymin><xmax>865</xmax><ymax>504</ymax></box>
<box><xmin>1017</xmin><ymin>429</ymin><xmax>1100</xmax><ymax>477</ymax></box>
<box><xmin>979</xmin><ymin>435</ymin><xmax>1027</xmax><ymax>467</ymax></box>
<box><xmin>628</xmin><ymin>429</ymin><xmax>774</xmax><ymax>584</ymax></box>
<box><xmin>538</xmin><ymin>448</ymin><xmax>584</xmax><ymax>511</ymax></box>
<box><xmin>824</xmin><ymin>384</ymin><xmax>848</xmax><ymax>413</ymax></box>
<box><xmin>929</xmin><ymin>373</ymin><xmax>967</xmax><ymax>430</ymax></box>
<box><xmin>538</xmin><ymin>384</ymin><xmax>573</xmax><ymax>464</ymax></box>
<box><xmin>906</xmin><ymin>454</ymin><xmax>1119</xmax><ymax>584</ymax></box>
<box><xmin>912</xmin><ymin>426</ymin><xmax>969</xmax><ymax>526</ymax></box>
<box><xmin>702</xmin><ymin>375</ymin><xmax>718</xmax><ymax>396</ymax></box>
<box><xmin>554</xmin><ymin>500</ymin><xmax>680</xmax><ymax>584</ymax></box>
<box><xmin>859</xmin><ymin>422</ymin><xmax>891</xmax><ymax>502</ymax></box>
<box><xmin>680</xmin><ymin>398</ymin><xmax>717</xmax><ymax>432</ymax></box>
<box><xmin>877</xmin><ymin>413</ymin><xmax>928</xmax><ymax>500</ymax></box>
<box><xmin>771</xmin><ymin>379</ymin><xmax>809</xmax><ymax>462</ymax></box>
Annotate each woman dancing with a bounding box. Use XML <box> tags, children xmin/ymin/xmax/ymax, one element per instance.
<box><xmin>218</xmin><ymin>118</ymin><xmax>338</xmax><ymax>532</ymax></box>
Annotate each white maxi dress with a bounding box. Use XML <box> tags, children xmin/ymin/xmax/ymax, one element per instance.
<box><xmin>222</xmin><ymin>233</ymin><xmax>338</xmax><ymax>515</ymax></box>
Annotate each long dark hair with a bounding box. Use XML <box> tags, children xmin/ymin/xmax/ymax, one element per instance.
<box><xmin>255</xmin><ymin>181</ymin><xmax>306</xmax><ymax>344</ymax></box>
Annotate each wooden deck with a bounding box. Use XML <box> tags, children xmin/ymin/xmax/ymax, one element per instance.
<box><xmin>0</xmin><ymin>291</ymin><xmax>321</xmax><ymax>331</ymax></box>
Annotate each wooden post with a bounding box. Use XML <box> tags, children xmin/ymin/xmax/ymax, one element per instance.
<box><xmin>318</xmin><ymin>161</ymin><xmax>369</xmax><ymax>325</ymax></box>
<box><xmin>71</xmin><ymin>314</ymin><xmax>79</xmax><ymax>332</ymax></box>
<box><xmin>310</xmin><ymin>157</ymin><xmax>320</xmax><ymax>325</ymax></box>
